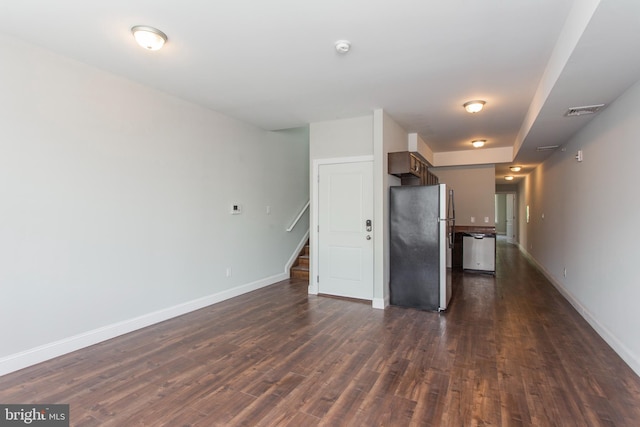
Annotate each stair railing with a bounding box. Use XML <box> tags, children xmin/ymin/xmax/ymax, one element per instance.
<box><xmin>286</xmin><ymin>200</ymin><xmax>310</xmax><ymax>232</ymax></box>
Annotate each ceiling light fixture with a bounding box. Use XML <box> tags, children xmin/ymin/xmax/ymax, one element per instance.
<box><xmin>471</xmin><ymin>139</ymin><xmax>486</xmax><ymax>148</ymax></box>
<box><xmin>463</xmin><ymin>100</ymin><xmax>486</xmax><ymax>113</ymax></box>
<box><xmin>505</xmin><ymin>176</ymin><xmax>514</xmax><ymax>181</ymax></box>
<box><xmin>131</xmin><ymin>25</ymin><xmax>167</xmax><ymax>51</ymax></box>
<box><xmin>510</xmin><ymin>166</ymin><xmax>522</xmax><ymax>172</ymax></box>
<box><xmin>335</xmin><ymin>40</ymin><xmax>351</xmax><ymax>54</ymax></box>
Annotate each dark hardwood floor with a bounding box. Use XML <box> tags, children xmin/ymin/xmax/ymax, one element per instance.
<box><xmin>2</xmin><ymin>240</ymin><xmax>640</xmax><ymax>426</ymax></box>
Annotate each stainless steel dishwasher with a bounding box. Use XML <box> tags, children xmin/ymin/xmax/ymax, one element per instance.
<box><xmin>462</xmin><ymin>233</ymin><xmax>495</xmax><ymax>273</ymax></box>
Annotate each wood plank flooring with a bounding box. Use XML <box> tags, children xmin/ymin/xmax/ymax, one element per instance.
<box><xmin>2</xmin><ymin>239</ymin><xmax>640</xmax><ymax>426</ymax></box>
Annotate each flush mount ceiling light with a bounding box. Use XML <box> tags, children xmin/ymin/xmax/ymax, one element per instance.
<box><xmin>505</xmin><ymin>176</ymin><xmax>514</xmax><ymax>181</ymax></box>
<box><xmin>131</xmin><ymin>25</ymin><xmax>167</xmax><ymax>50</ymax></box>
<box><xmin>471</xmin><ymin>139</ymin><xmax>486</xmax><ymax>148</ymax></box>
<box><xmin>335</xmin><ymin>40</ymin><xmax>351</xmax><ymax>54</ymax></box>
<box><xmin>463</xmin><ymin>100</ymin><xmax>486</xmax><ymax>113</ymax></box>
<box><xmin>510</xmin><ymin>166</ymin><xmax>522</xmax><ymax>172</ymax></box>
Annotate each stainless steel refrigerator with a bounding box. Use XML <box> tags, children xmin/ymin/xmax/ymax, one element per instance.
<box><xmin>389</xmin><ymin>184</ymin><xmax>455</xmax><ymax>311</ymax></box>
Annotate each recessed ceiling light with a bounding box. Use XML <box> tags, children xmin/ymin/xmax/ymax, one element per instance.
<box><xmin>471</xmin><ymin>139</ymin><xmax>486</xmax><ymax>148</ymax></box>
<box><xmin>131</xmin><ymin>25</ymin><xmax>167</xmax><ymax>50</ymax></box>
<box><xmin>505</xmin><ymin>176</ymin><xmax>514</xmax><ymax>181</ymax></box>
<box><xmin>510</xmin><ymin>166</ymin><xmax>522</xmax><ymax>172</ymax></box>
<box><xmin>463</xmin><ymin>100</ymin><xmax>486</xmax><ymax>113</ymax></box>
<box><xmin>335</xmin><ymin>40</ymin><xmax>351</xmax><ymax>54</ymax></box>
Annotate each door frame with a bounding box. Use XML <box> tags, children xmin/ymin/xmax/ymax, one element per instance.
<box><xmin>505</xmin><ymin>193</ymin><xmax>514</xmax><ymax>243</ymax></box>
<box><xmin>495</xmin><ymin>190</ymin><xmax>518</xmax><ymax>244</ymax></box>
<box><xmin>310</xmin><ymin>155</ymin><xmax>374</xmax><ymax>297</ymax></box>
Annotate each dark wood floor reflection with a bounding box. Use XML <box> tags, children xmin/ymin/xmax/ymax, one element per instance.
<box><xmin>2</xmin><ymin>240</ymin><xmax>640</xmax><ymax>426</ymax></box>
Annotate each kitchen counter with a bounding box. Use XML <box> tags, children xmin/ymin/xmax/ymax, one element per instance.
<box><xmin>454</xmin><ymin>225</ymin><xmax>496</xmax><ymax>236</ymax></box>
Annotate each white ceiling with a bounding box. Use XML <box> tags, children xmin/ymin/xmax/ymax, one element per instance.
<box><xmin>1</xmin><ymin>0</ymin><xmax>639</xmax><ymax>183</ymax></box>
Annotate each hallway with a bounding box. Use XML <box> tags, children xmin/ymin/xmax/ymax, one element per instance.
<box><xmin>1</xmin><ymin>240</ymin><xmax>640</xmax><ymax>425</ymax></box>
<box><xmin>444</xmin><ymin>239</ymin><xmax>640</xmax><ymax>425</ymax></box>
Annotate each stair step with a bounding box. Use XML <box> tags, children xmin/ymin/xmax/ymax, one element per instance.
<box><xmin>290</xmin><ymin>241</ymin><xmax>310</xmax><ymax>282</ymax></box>
<box><xmin>291</xmin><ymin>265</ymin><xmax>309</xmax><ymax>280</ymax></box>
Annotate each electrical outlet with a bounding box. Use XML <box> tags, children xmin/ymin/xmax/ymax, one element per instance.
<box><xmin>484</xmin><ymin>217</ymin><xmax>489</xmax><ymax>223</ymax></box>
<box><xmin>470</xmin><ymin>216</ymin><xmax>475</xmax><ymax>223</ymax></box>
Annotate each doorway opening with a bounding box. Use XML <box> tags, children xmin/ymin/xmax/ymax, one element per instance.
<box><xmin>495</xmin><ymin>192</ymin><xmax>517</xmax><ymax>244</ymax></box>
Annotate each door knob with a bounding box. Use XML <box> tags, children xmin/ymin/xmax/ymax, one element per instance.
<box><xmin>366</xmin><ymin>235</ymin><xmax>371</xmax><ymax>240</ymax></box>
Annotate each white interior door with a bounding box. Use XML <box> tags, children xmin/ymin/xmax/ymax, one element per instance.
<box><xmin>506</xmin><ymin>193</ymin><xmax>515</xmax><ymax>243</ymax></box>
<box><xmin>318</xmin><ymin>161</ymin><xmax>373</xmax><ymax>300</ymax></box>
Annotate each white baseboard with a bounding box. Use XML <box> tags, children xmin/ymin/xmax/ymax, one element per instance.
<box><xmin>516</xmin><ymin>245</ymin><xmax>640</xmax><ymax>376</ymax></box>
<box><xmin>0</xmin><ymin>273</ymin><xmax>287</xmax><ymax>377</ymax></box>
<box><xmin>372</xmin><ymin>296</ymin><xmax>388</xmax><ymax>310</ymax></box>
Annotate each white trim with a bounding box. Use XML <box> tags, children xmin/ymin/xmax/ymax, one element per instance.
<box><xmin>372</xmin><ymin>297</ymin><xmax>388</xmax><ymax>310</ymax></box>
<box><xmin>0</xmin><ymin>273</ymin><xmax>287</xmax><ymax>377</ymax></box>
<box><xmin>517</xmin><ymin>245</ymin><xmax>640</xmax><ymax>376</ymax></box>
<box><xmin>311</xmin><ymin>156</ymin><xmax>375</xmax><ymax>298</ymax></box>
<box><xmin>313</xmin><ymin>155</ymin><xmax>375</xmax><ymax>166</ymax></box>
<box><xmin>285</xmin><ymin>230</ymin><xmax>310</xmax><ymax>274</ymax></box>
<box><xmin>286</xmin><ymin>200</ymin><xmax>310</xmax><ymax>232</ymax></box>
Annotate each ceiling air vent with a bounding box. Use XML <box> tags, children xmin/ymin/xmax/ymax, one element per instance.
<box><xmin>564</xmin><ymin>104</ymin><xmax>605</xmax><ymax>117</ymax></box>
<box><xmin>536</xmin><ymin>145</ymin><xmax>559</xmax><ymax>152</ymax></box>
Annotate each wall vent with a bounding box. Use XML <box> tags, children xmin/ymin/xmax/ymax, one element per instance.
<box><xmin>564</xmin><ymin>104</ymin><xmax>605</xmax><ymax>117</ymax></box>
<box><xmin>536</xmin><ymin>145</ymin><xmax>559</xmax><ymax>152</ymax></box>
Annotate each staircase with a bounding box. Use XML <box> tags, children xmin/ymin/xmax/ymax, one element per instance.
<box><xmin>290</xmin><ymin>242</ymin><xmax>309</xmax><ymax>281</ymax></box>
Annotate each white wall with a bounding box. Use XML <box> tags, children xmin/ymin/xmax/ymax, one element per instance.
<box><xmin>518</xmin><ymin>78</ymin><xmax>640</xmax><ymax>375</ymax></box>
<box><xmin>0</xmin><ymin>34</ymin><xmax>309</xmax><ymax>373</ymax></box>
<box><xmin>433</xmin><ymin>146</ymin><xmax>512</xmax><ymax>167</ymax></box>
<box><xmin>408</xmin><ymin>133</ymin><xmax>434</xmax><ymax>165</ymax></box>
<box><xmin>309</xmin><ymin>116</ymin><xmax>373</xmax><ymax>160</ymax></box>
<box><xmin>374</xmin><ymin>110</ymin><xmax>406</xmax><ymax>308</ymax></box>
<box><xmin>430</xmin><ymin>165</ymin><xmax>496</xmax><ymax>227</ymax></box>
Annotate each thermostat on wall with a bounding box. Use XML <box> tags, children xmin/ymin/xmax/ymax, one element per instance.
<box><xmin>230</xmin><ymin>203</ymin><xmax>242</xmax><ymax>215</ymax></box>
